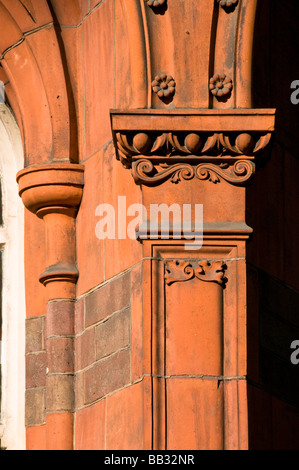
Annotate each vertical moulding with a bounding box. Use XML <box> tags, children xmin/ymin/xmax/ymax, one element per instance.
<box><xmin>146</xmin><ymin>241</ymin><xmax>250</xmax><ymax>450</ymax></box>
<box><xmin>235</xmin><ymin>0</ymin><xmax>258</xmax><ymax>108</ymax></box>
<box><xmin>149</xmin><ymin>245</ymin><xmax>230</xmax><ymax>450</ymax></box>
<box><xmin>119</xmin><ymin>0</ymin><xmax>148</xmax><ymax>108</ymax></box>
<box><xmin>212</xmin><ymin>0</ymin><xmax>240</xmax><ymax>109</ymax></box>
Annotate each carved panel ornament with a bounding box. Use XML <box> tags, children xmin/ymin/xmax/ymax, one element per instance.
<box><xmin>165</xmin><ymin>260</ymin><xmax>227</xmax><ymax>287</ymax></box>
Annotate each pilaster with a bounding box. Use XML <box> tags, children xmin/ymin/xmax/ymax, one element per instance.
<box><xmin>110</xmin><ymin>108</ymin><xmax>275</xmax><ymax>449</ymax></box>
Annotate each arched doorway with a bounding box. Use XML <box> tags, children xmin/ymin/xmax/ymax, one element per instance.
<box><xmin>0</xmin><ymin>101</ymin><xmax>25</xmax><ymax>450</ymax></box>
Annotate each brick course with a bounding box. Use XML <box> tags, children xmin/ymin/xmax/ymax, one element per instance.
<box><xmin>95</xmin><ymin>307</ymin><xmax>130</xmax><ymax>360</ymax></box>
<box><xmin>26</xmin><ymin>352</ymin><xmax>47</xmax><ymax>389</ymax></box>
<box><xmin>84</xmin><ymin>349</ymin><xmax>130</xmax><ymax>405</ymax></box>
<box><xmin>25</xmin><ymin>388</ymin><xmax>45</xmax><ymax>427</ymax></box>
<box><xmin>47</xmin><ymin>337</ymin><xmax>74</xmax><ymax>374</ymax></box>
<box><xmin>26</xmin><ymin>316</ymin><xmax>45</xmax><ymax>354</ymax></box>
<box><xmin>46</xmin><ymin>375</ymin><xmax>74</xmax><ymax>412</ymax></box>
<box><xmin>84</xmin><ymin>272</ymin><xmax>131</xmax><ymax>327</ymax></box>
<box><xmin>46</xmin><ymin>301</ymin><xmax>75</xmax><ymax>337</ymax></box>
<box><xmin>25</xmin><ymin>316</ymin><xmax>46</xmax><ymax>429</ymax></box>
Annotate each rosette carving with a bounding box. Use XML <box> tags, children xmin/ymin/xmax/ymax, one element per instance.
<box><xmin>209</xmin><ymin>74</ymin><xmax>233</xmax><ymax>99</ymax></box>
<box><xmin>165</xmin><ymin>260</ymin><xmax>227</xmax><ymax>287</ymax></box>
<box><xmin>145</xmin><ymin>0</ymin><xmax>166</xmax><ymax>7</ymax></box>
<box><xmin>217</xmin><ymin>0</ymin><xmax>238</xmax><ymax>10</ymax></box>
<box><xmin>151</xmin><ymin>73</ymin><xmax>176</xmax><ymax>100</ymax></box>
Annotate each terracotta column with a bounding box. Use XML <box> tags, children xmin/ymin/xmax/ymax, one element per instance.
<box><xmin>17</xmin><ymin>163</ymin><xmax>84</xmax><ymax>450</ymax></box>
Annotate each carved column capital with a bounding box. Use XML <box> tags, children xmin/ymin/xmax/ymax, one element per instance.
<box><xmin>110</xmin><ymin>109</ymin><xmax>275</xmax><ymax>186</ymax></box>
<box><xmin>17</xmin><ymin>163</ymin><xmax>84</xmax><ymax>214</ymax></box>
<box><xmin>17</xmin><ymin>163</ymin><xmax>84</xmax><ymax>299</ymax></box>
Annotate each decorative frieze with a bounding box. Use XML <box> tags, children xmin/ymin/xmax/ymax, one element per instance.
<box><xmin>115</xmin><ymin>131</ymin><xmax>271</xmax><ymax>160</ymax></box>
<box><xmin>165</xmin><ymin>260</ymin><xmax>227</xmax><ymax>287</ymax></box>
<box><xmin>110</xmin><ymin>109</ymin><xmax>275</xmax><ymax>186</ymax></box>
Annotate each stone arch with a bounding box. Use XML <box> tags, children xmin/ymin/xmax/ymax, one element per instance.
<box><xmin>0</xmin><ymin>0</ymin><xmax>76</xmax><ymax>165</ymax></box>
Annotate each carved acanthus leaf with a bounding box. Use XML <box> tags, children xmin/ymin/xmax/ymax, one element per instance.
<box><xmin>165</xmin><ymin>261</ymin><xmax>194</xmax><ymax>285</ymax></box>
<box><xmin>194</xmin><ymin>261</ymin><xmax>227</xmax><ymax>285</ymax></box>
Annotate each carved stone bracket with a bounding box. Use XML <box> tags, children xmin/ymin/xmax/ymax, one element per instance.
<box><xmin>165</xmin><ymin>260</ymin><xmax>227</xmax><ymax>287</ymax></box>
<box><xmin>110</xmin><ymin>109</ymin><xmax>275</xmax><ymax>186</ymax></box>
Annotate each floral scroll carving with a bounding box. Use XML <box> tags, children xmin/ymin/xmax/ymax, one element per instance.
<box><xmin>165</xmin><ymin>260</ymin><xmax>227</xmax><ymax>287</ymax></box>
<box><xmin>132</xmin><ymin>158</ymin><xmax>255</xmax><ymax>185</ymax></box>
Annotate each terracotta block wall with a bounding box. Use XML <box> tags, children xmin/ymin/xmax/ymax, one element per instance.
<box><xmin>246</xmin><ymin>0</ymin><xmax>299</xmax><ymax>449</ymax></box>
<box><xmin>74</xmin><ymin>266</ymin><xmax>144</xmax><ymax>450</ymax></box>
